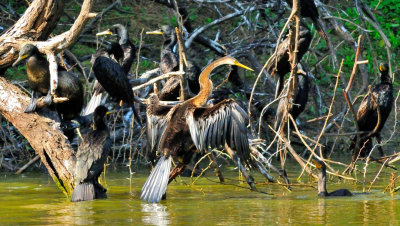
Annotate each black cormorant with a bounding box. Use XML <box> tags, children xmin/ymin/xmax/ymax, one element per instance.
<box><xmin>313</xmin><ymin>159</ymin><xmax>352</xmax><ymax>197</ymax></box>
<box><xmin>349</xmin><ymin>63</ymin><xmax>393</xmax><ymax>159</ymax></box>
<box><xmin>96</xmin><ymin>24</ymin><xmax>136</xmax><ymax>74</ymax></box>
<box><xmin>285</xmin><ymin>0</ymin><xmax>327</xmax><ymax>41</ymax></box>
<box><xmin>274</xmin><ymin>66</ymin><xmax>309</xmax><ymax>131</ymax></box>
<box><xmin>84</xmin><ymin>24</ymin><xmax>137</xmax><ymax>116</ymax></box>
<box><xmin>186</xmin><ymin>60</ymin><xmax>201</xmax><ymax>96</ymax></box>
<box><xmin>141</xmin><ymin>56</ymin><xmax>256</xmax><ymax>203</ymax></box>
<box><xmin>83</xmin><ymin>42</ymin><xmax>125</xmax><ymax>116</ymax></box>
<box><xmin>147</xmin><ymin>25</ymin><xmax>201</xmax><ymax>101</ymax></box>
<box><xmin>71</xmin><ymin>105</ymin><xmax>111</xmax><ymax>202</ymax></box>
<box><xmin>90</xmin><ymin>43</ymin><xmax>142</xmax><ymax>124</ymax></box>
<box><xmin>266</xmin><ymin>21</ymin><xmax>311</xmax><ymax>98</ymax></box>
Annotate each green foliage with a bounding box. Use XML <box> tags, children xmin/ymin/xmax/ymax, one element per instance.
<box><xmin>336</xmin><ymin>1</ymin><xmax>400</xmax><ymax>72</ymax></box>
<box><xmin>71</xmin><ymin>43</ymin><xmax>94</xmax><ymax>57</ymax></box>
<box><xmin>4</xmin><ymin>65</ymin><xmax>26</xmax><ymax>81</ymax></box>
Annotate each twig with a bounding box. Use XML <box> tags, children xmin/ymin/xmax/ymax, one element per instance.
<box><xmin>15</xmin><ymin>155</ymin><xmax>40</xmax><ymax>174</ymax></box>
<box><xmin>131</xmin><ymin>71</ymin><xmax>184</xmax><ymax>92</ymax></box>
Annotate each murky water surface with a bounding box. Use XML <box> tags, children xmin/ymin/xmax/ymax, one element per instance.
<box><xmin>1</xmin><ymin>164</ymin><xmax>399</xmax><ymax>225</ymax></box>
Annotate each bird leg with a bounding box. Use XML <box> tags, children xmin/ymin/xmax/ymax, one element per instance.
<box><xmin>24</xmin><ymin>91</ymin><xmax>39</xmax><ymax>113</ymax></box>
<box><xmin>168</xmin><ymin>152</ymin><xmax>194</xmax><ymax>184</ymax></box>
<box><xmin>42</xmin><ymin>90</ymin><xmax>54</xmax><ymax>106</ymax></box>
<box><xmin>168</xmin><ymin>163</ymin><xmax>187</xmax><ymax>184</ymax></box>
<box><xmin>235</xmin><ymin>155</ymin><xmax>257</xmax><ymax>191</ymax></box>
<box><xmin>376</xmin><ymin>133</ymin><xmax>384</xmax><ymax>157</ymax></box>
<box><xmin>225</xmin><ymin>143</ymin><xmax>257</xmax><ymax>191</ymax></box>
<box><xmin>209</xmin><ymin>151</ymin><xmax>225</xmax><ymax>183</ymax></box>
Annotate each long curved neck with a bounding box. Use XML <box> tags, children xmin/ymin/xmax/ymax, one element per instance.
<box><xmin>94</xmin><ymin>117</ymin><xmax>107</xmax><ymax>131</ymax></box>
<box><xmin>116</xmin><ymin>26</ymin><xmax>128</xmax><ymax>45</ymax></box>
<box><xmin>317</xmin><ymin>167</ymin><xmax>328</xmax><ymax>196</ymax></box>
<box><xmin>189</xmin><ymin>58</ymin><xmax>230</xmax><ymax>107</ymax></box>
<box><xmin>163</xmin><ymin>34</ymin><xmax>177</xmax><ymax>51</ymax></box>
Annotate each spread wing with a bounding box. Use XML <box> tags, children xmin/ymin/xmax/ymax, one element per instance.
<box><xmin>187</xmin><ymin>99</ymin><xmax>254</xmax><ymax>168</ymax></box>
<box><xmin>75</xmin><ymin>130</ymin><xmax>111</xmax><ymax>183</ymax></box>
<box><xmin>146</xmin><ymin>103</ymin><xmax>173</xmax><ymax>152</ymax></box>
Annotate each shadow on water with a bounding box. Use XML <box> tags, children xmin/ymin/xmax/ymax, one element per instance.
<box><xmin>1</xmin><ymin>164</ymin><xmax>400</xmax><ymax>225</ymax></box>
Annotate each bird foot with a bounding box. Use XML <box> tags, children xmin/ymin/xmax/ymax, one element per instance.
<box><xmin>24</xmin><ymin>98</ymin><xmax>38</xmax><ymax>113</ymax></box>
<box><xmin>42</xmin><ymin>92</ymin><xmax>53</xmax><ymax>106</ymax></box>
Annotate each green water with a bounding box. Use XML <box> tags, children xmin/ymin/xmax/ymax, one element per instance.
<box><xmin>1</xmin><ymin>166</ymin><xmax>399</xmax><ymax>225</ymax></box>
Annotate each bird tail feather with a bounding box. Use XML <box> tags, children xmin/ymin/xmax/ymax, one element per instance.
<box><xmin>71</xmin><ymin>182</ymin><xmax>95</xmax><ymax>202</ymax></box>
<box><xmin>141</xmin><ymin>156</ymin><xmax>171</xmax><ymax>203</ymax></box>
<box><xmin>82</xmin><ymin>93</ymin><xmax>103</xmax><ymax>116</ymax></box>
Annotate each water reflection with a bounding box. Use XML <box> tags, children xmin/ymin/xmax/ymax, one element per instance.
<box><xmin>70</xmin><ymin>202</ymin><xmax>96</xmax><ymax>225</ymax></box>
<box><xmin>141</xmin><ymin>203</ymin><xmax>170</xmax><ymax>226</ymax></box>
<box><xmin>2</xmin><ymin>170</ymin><xmax>400</xmax><ymax>225</ymax></box>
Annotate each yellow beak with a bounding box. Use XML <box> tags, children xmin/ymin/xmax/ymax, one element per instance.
<box><xmin>379</xmin><ymin>64</ymin><xmax>387</xmax><ymax>72</ymax></box>
<box><xmin>312</xmin><ymin>160</ymin><xmax>322</xmax><ymax>169</ymax></box>
<box><xmin>96</xmin><ymin>30</ymin><xmax>113</xmax><ymax>36</ymax></box>
<box><xmin>146</xmin><ymin>30</ymin><xmax>163</xmax><ymax>35</ymax></box>
<box><xmin>234</xmin><ymin>61</ymin><xmax>254</xmax><ymax>71</ymax></box>
<box><xmin>12</xmin><ymin>54</ymin><xmax>28</xmax><ymax>67</ymax></box>
<box><xmin>105</xmin><ymin>110</ymin><xmax>117</xmax><ymax>116</ymax></box>
<box><xmin>297</xmin><ymin>68</ymin><xmax>307</xmax><ymax>75</ymax></box>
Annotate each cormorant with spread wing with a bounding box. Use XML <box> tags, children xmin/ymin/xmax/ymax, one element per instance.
<box><xmin>349</xmin><ymin>63</ymin><xmax>393</xmax><ymax>159</ymax></box>
<box><xmin>141</xmin><ymin>56</ymin><xmax>256</xmax><ymax>203</ymax></box>
<box><xmin>71</xmin><ymin>105</ymin><xmax>111</xmax><ymax>202</ymax></box>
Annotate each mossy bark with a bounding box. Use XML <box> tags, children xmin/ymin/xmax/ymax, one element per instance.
<box><xmin>0</xmin><ymin>77</ymin><xmax>76</xmax><ymax>196</ymax></box>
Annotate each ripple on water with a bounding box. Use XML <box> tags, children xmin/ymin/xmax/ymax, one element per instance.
<box><xmin>0</xmin><ymin>168</ymin><xmax>400</xmax><ymax>225</ymax></box>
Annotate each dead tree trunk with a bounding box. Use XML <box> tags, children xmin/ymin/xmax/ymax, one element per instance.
<box><xmin>0</xmin><ymin>0</ymin><xmax>64</xmax><ymax>68</ymax></box>
<box><xmin>0</xmin><ymin>77</ymin><xmax>75</xmax><ymax>195</ymax></box>
<box><xmin>0</xmin><ymin>0</ymin><xmax>97</xmax><ymax>197</ymax></box>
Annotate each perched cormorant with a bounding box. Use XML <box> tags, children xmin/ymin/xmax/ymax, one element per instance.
<box><xmin>285</xmin><ymin>0</ymin><xmax>328</xmax><ymax>41</ymax></box>
<box><xmin>147</xmin><ymin>25</ymin><xmax>200</xmax><ymax>101</ymax></box>
<box><xmin>83</xmin><ymin>42</ymin><xmax>125</xmax><ymax>116</ymax></box>
<box><xmin>147</xmin><ymin>25</ymin><xmax>178</xmax><ymax>74</ymax></box>
<box><xmin>84</xmin><ymin>24</ymin><xmax>137</xmax><ymax>116</ymax></box>
<box><xmin>266</xmin><ymin>21</ymin><xmax>311</xmax><ymax>98</ymax></box>
<box><xmin>96</xmin><ymin>24</ymin><xmax>136</xmax><ymax>74</ymax></box>
<box><xmin>274</xmin><ymin>66</ymin><xmax>309</xmax><ymax>131</ymax></box>
<box><xmin>90</xmin><ymin>42</ymin><xmax>142</xmax><ymax>125</ymax></box>
<box><xmin>186</xmin><ymin>60</ymin><xmax>201</xmax><ymax>95</ymax></box>
<box><xmin>141</xmin><ymin>56</ymin><xmax>256</xmax><ymax>203</ymax></box>
<box><xmin>71</xmin><ymin>105</ymin><xmax>111</xmax><ymax>202</ymax></box>
<box><xmin>349</xmin><ymin>63</ymin><xmax>393</xmax><ymax>159</ymax></box>
<box><xmin>313</xmin><ymin>159</ymin><xmax>352</xmax><ymax>197</ymax></box>
<box><xmin>12</xmin><ymin>44</ymin><xmax>84</xmax><ymax>139</ymax></box>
